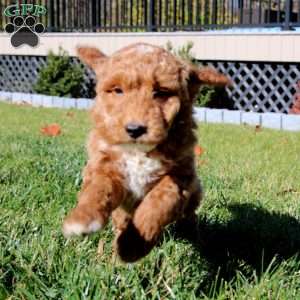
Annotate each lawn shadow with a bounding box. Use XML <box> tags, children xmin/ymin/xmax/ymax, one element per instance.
<box><xmin>172</xmin><ymin>203</ymin><xmax>300</xmax><ymax>289</ymax></box>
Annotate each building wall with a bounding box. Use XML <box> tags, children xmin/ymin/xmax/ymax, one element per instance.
<box><xmin>1</xmin><ymin>31</ymin><xmax>299</xmax><ymax>113</ymax></box>
<box><xmin>0</xmin><ymin>31</ymin><xmax>300</xmax><ymax>62</ymax></box>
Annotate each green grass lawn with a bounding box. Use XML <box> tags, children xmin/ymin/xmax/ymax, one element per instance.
<box><xmin>1</xmin><ymin>101</ymin><xmax>300</xmax><ymax>300</ymax></box>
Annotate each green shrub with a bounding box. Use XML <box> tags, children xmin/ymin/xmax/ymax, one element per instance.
<box><xmin>166</xmin><ymin>41</ymin><xmax>215</xmax><ymax>107</ymax></box>
<box><xmin>166</xmin><ymin>41</ymin><xmax>196</xmax><ymax>63</ymax></box>
<box><xmin>34</xmin><ymin>48</ymin><xmax>84</xmax><ymax>98</ymax></box>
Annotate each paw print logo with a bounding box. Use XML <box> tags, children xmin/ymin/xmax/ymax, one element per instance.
<box><xmin>5</xmin><ymin>16</ymin><xmax>45</xmax><ymax>48</ymax></box>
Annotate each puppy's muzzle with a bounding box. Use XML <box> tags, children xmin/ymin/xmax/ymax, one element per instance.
<box><xmin>125</xmin><ymin>123</ymin><xmax>147</xmax><ymax>139</ymax></box>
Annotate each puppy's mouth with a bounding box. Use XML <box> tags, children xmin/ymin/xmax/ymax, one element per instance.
<box><xmin>119</xmin><ymin>142</ymin><xmax>157</xmax><ymax>153</ymax></box>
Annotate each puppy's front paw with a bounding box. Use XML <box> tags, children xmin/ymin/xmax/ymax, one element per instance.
<box><xmin>63</xmin><ymin>219</ymin><xmax>102</xmax><ymax>238</ymax></box>
<box><xmin>133</xmin><ymin>209</ymin><xmax>161</xmax><ymax>242</ymax></box>
<box><xmin>115</xmin><ymin>221</ymin><xmax>156</xmax><ymax>262</ymax></box>
<box><xmin>62</xmin><ymin>206</ymin><xmax>106</xmax><ymax>238</ymax></box>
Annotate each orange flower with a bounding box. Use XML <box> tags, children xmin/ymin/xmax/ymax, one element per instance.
<box><xmin>194</xmin><ymin>145</ymin><xmax>204</xmax><ymax>156</ymax></box>
<box><xmin>40</xmin><ymin>123</ymin><xmax>61</xmax><ymax>136</ymax></box>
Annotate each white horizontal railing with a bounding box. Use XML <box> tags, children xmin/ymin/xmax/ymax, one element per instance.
<box><xmin>1</xmin><ymin>31</ymin><xmax>300</xmax><ymax>62</ymax></box>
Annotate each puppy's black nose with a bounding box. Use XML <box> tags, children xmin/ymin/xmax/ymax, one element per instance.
<box><xmin>125</xmin><ymin>123</ymin><xmax>147</xmax><ymax>139</ymax></box>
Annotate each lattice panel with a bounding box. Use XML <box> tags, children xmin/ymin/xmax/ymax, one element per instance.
<box><xmin>0</xmin><ymin>55</ymin><xmax>298</xmax><ymax>113</ymax></box>
<box><xmin>204</xmin><ymin>61</ymin><xmax>299</xmax><ymax>113</ymax></box>
<box><xmin>0</xmin><ymin>55</ymin><xmax>96</xmax><ymax>98</ymax></box>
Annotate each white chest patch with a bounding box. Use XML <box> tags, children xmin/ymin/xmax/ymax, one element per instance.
<box><xmin>120</xmin><ymin>150</ymin><xmax>162</xmax><ymax>200</ymax></box>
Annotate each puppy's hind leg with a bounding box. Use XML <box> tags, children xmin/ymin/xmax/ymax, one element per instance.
<box><xmin>175</xmin><ymin>181</ymin><xmax>203</xmax><ymax>240</ymax></box>
<box><xmin>63</xmin><ymin>168</ymin><xmax>126</xmax><ymax>238</ymax></box>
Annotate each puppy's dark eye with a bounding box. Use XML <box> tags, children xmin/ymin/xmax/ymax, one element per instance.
<box><xmin>153</xmin><ymin>89</ymin><xmax>174</xmax><ymax>100</ymax></box>
<box><xmin>113</xmin><ymin>87</ymin><xmax>123</xmax><ymax>95</ymax></box>
<box><xmin>106</xmin><ymin>87</ymin><xmax>123</xmax><ymax>95</ymax></box>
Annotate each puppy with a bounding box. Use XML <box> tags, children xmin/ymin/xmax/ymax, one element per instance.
<box><xmin>63</xmin><ymin>43</ymin><xmax>229</xmax><ymax>262</ymax></box>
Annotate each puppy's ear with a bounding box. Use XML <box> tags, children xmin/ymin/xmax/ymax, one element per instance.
<box><xmin>196</xmin><ymin>67</ymin><xmax>231</xmax><ymax>86</ymax></box>
<box><xmin>77</xmin><ymin>46</ymin><xmax>107</xmax><ymax>70</ymax></box>
<box><xmin>190</xmin><ymin>66</ymin><xmax>231</xmax><ymax>87</ymax></box>
<box><xmin>187</xmin><ymin>65</ymin><xmax>231</xmax><ymax>100</ymax></box>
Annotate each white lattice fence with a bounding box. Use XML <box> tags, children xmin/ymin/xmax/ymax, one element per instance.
<box><xmin>0</xmin><ymin>55</ymin><xmax>298</xmax><ymax>113</ymax></box>
<box><xmin>204</xmin><ymin>61</ymin><xmax>299</xmax><ymax>113</ymax></box>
